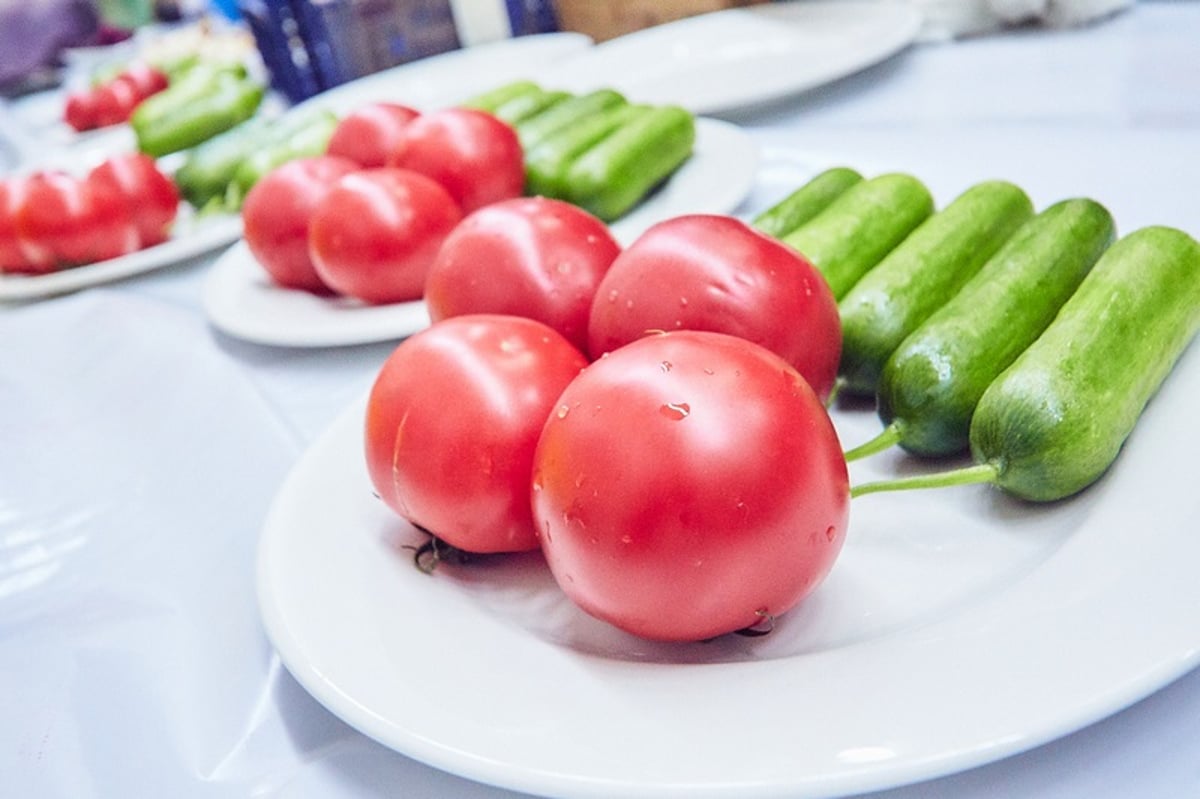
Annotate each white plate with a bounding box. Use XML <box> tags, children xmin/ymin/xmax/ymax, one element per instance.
<box><xmin>548</xmin><ymin>1</ymin><xmax>923</xmax><ymax>115</ymax></box>
<box><xmin>202</xmin><ymin>118</ymin><xmax>757</xmax><ymax>347</ymax></box>
<box><xmin>258</xmin><ymin>331</ymin><xmax>1200</xmax><ymax>796</ymax></box>
<box><xmin>0</xmin><ymin>212</ymin><xmax>242</xmax><ymax>302</ymax></box>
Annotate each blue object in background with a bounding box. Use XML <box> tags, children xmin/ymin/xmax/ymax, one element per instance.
<box><xmin>238</xmin><ymin>0</ymin><xmax>323</xmax><ymax>103</ymax></box>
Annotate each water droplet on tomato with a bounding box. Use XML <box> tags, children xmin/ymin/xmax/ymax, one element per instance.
<box><xmin>607</xmin><ymin>289</ymin><xmax>619</xmax><ymax>303</ymax></box>
<box><xmin>555</xmin><ymin>261</ymin><xmax>571</xmax><ymax>274</ymax></box>
<box><xmin>679</xmin><ymin>297</ymin><xmax>689</xmax><ymax>308</ymax></box>
<box><xmin>659</xmin><ymin>402</ymin><xmax>691</xmax><ymax>420</ymax></box>
<box><xmin>825</xmin><ymin>525</ymin><xmax>837</xmax><ymax>542</ymax></box>
<box><xmin>660</xmin><ymin>360</ymin><xmax>672</xmax><ymax>372</ymax></box>
<box><xmin>620</xmin><ymin>534</ymin><xmax>632</xmax><ymax>544</ymax></box>
<box><xmin>556</xmin><ymin>404</ymin><xmax>570</xmax><ymax>419</ymax></box>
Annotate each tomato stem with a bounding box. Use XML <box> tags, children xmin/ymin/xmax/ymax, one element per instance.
<box><xmin>850</xmin><ymin>462</ymin><xmax>1000</xmax><ymax>499</ymax></box>
<box><xmin>843</xmin><ymin>422</ymin><xmax>902</xmax><ymax>462</ymax></box>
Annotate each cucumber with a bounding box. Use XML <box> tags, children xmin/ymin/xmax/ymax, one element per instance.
<box><xmin>525</xmin><ymin>104</ymin><xmax>644</xmax><ymax>199</ymax></box>
<box><xmin>460</xmin><ymin>79</ymin><xmax>541</xmax><ymax>113</ymax></box>
<box><xmin>853</xmin><ymin>226</ymin><xmax>1200</xmax><ymax>502</ymax></box>
<box><xmin>513</xmin><ymin>89</ymin><xmax>627</xmax><ymax>151</ymax></box>
<box><xmin>562</xmin><ymin>104</ymin><xmax>696</xmax><ymax>222</ymax></box>
<box><xmin>782</xmin><ymin>173</ymin><xmax>934</xmax><ymax>300</ymax></box>
<box><xmin>848</xmin><ymin>198</ymin><xmax>1114</xmax><ymax>459</ymax></box>
<box><xmin>752</xmin><ymin>167</ymin><xmax>863</xmax><ymax>239</ymax></box>
<box><xmin>492</xmin><ymin>88</ymin><xmax>570</xmax><ymax>125</ymax></box>
<box><xmin>836</xmin><ymin>180</ymin><xmax>1035</xmax><ymax>397</ymax></box>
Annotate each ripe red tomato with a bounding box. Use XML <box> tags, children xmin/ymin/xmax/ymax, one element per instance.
<box><xmin>0</xmin><ymin>180</ymin><xmax>37</xmax><ymax>273</ymax></box>
<box><xmin>387</xmin><ymin>107</ymin><xmax>524</xmax><ymax>213</ymax></box>
<box><xmin>365</xmin><ymin>314</ymin><xmax>588</xmax><ymax>554</ymax></box>
<box><xmin>309</xmin><ymin>167</ymin><xmax>463</xmax><ymax>303</ymax></box>
<box><xmin>88</xmin><ymin>153</ymin><xmax>181</xmax><ymax>248</ymax></box>
<box><xmin>424</xmin><ymin>197</ymin><xmax>621</xmax><ymax>352</ymax></box>
<box><xmin>14</xmin><ymin>171</ymin><xmax>139</xmax><ymax>269</ymax></box>
<box><xmin>64</xmin><ymin>90</ymin><xmax>100</xmax><ymax>132</ymax></box>
<box><xmin>91</xmin><ymin>76</ymin><xmax>142</xmax><ymax>128</ymax></box>
<box><xmin>241</xmin><ymin>155</ymin><xmax>359</xmax><ymax>293</ymax></box>
<box><xmin>531</xmin><ymin>330</ymin><xmax>850</xmax><ymax>642</ymax></box>
<box><xmin>326</xmin><ymin>102</ymin><xmax>420</xmax><ymax>168</ymax></box>
<box><xmin>587</xmin><ymin>214</ymin><xmax>842</xmax><ymax>402</ymax></box>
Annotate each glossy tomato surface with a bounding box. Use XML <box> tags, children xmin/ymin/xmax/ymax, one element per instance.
<box><xmin>365</xmin><ymin>314</ymin><xmax>588</xmax><ymax>554</ymax></box>
<box><xmin>326</xmin><ymin>102</ymin><xmax>420</xmax><ymax>168</ymax></box>
<box><xmin>14</xmin><ymin>171</ymin><xmax>138</xmax><ymax>270</ymax></box>
<box><xmin>0</xmin><ymin>180</ymin><xmax>34</xmax><ymax>272</ymax></box>
<box><xmin>424</xmin><ymin>196</ymin><xmax>621</xmax><ymax>352</ymax></box>
<box><xmin>587</xmin><ymin>214</ymin><xmax>842</xmax><ymax>402</ymax></box>
<box><xmin>309</xmin><ymin>167</ymin><xmax>463</xmax><ymax>304</ymax></box>
<box><xmin>242</xmin><ymin>155</ymin><xmax>359</xmax><ymax>293</ymax></box>
<box><xmin>387</xmin><ymin>107</ymin><xmax>524</xmax><ymax>213</ymax></box>
<box><xmin>532</xmin><ymin>330</ymin><xmax>850</xmax><ymax>642</ymax></box>
<box><xmin>88</xmin><ymin>152</ymin><xmax>180</xmax><ymax>248</ymax></box>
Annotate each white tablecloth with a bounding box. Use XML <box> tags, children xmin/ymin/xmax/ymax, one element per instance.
<box><xmin>4</xmin><ymin>3</ymin><xmax>1200</xmax><ymax>797</ymax></box>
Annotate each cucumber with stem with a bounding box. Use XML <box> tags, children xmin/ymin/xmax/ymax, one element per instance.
<box><xmin>752</xmin><ymin>167</ymin><xmax>863</xmax><ymax>239</ymax></box>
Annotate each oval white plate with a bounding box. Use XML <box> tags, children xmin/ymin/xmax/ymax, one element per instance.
<box><xmin>0</xmin><ymin>212</ymin><xmax>241</xmax><ymax>302</ymax></box>
<box><xmin>258</xmin><ymin>331</ymin><xmax>1200</xmax><ymax>797</ymax></box>
<box><xmin>547</xmin><ymin>1</ymin><xmax>924</xmax><ymax>115</ymax></box>
<box><xmin>202</xmin><ymin>118</ymin><xmax>757</xmax><ymax>347</ymax></box>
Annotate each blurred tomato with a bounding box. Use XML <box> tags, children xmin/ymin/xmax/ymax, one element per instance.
<box><xmin>532</xmin><ymin>330</ymin><xmax>850</xmax><ymax>642</ymax></box>
<box><xmin>91</xmin><ymin>76</ymin><xmax>142</xmax><ymax>128</ymax></box>
<box><xmin>88</xmin><ymin>152</ymin><xmax>180</xmax><ymax>248</ymax></box>
<box><xmin>424</xmin><ymin>196</ymin><xmax>621</xmax><ymax>352</ymax></box>
<box><xmin>365</xmin><ymin>314</ymin><xmax>588</xmax><ymax>554</ymax></box>
<box><xmin>0</xmin><ymin>180</ymin><xmax>36</xmax><ymax>273</ymax></box>
<box><xmin>14</xmin><ymin>172</ymin><xmax>138</xmax><ymax>269</ymax></box>
<box><xmin>387</xmin><ymin>107</ymin><xmax>523</xmax><ymax>213</ymax></box>
<box><xmin>309</xmin><ymin>168</ymin><xmax>463</xmax><ymax>304</ymax></box>
<box><xmin>241</xmin><ymin>155</ymin><xmax>359</xmax><ymax>293</ymax></box>
<box><xmin>326</xmin><ymin>102</ymin><xmax>420</xmax><ymax>168</ymax></box>
<box><xmin>587</xmin><ymin>214</ymin><xmax>843</xmax><ymax>402</ymax></box>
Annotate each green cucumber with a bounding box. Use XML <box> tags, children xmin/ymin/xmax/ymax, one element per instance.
<box><xmin>460</xmin><ymin>79</ymin><xmax>541</xmax><ymax>113</ymax></box>
<box><xmin>848</xmin><ymin>198</ymin><xmax>1114</xmax><ymax>460</ymax></box>
<box><xmin>782</xmin><ymin>173</ymin><xmax>934</xmax><ymax>300</ymax></box>
<box><xmin>752</xmin><ymin>167</ymin><xmax>863</xmax><ymax>239</ymax></box>
<box><xmin>836</xmin><ymin>180</ymin><xmax>1035</xmax><ymax>397</ymax></box>
<box><xmin>492</xmin><ymin>88</ymin><xmax>570</xmax><ymax>125</ymax></box>
<box><xmin>513</xmin><ymin>89</ymin><xmax>627</xmax><ymax>151</ymax></box>
<box><xmin>525</xmin><ymin>104</ymin><xmax>644</xmax><ymax>199</ymax></box>
<box><xmin>561</xmin><ymin>104</ymin><xmax>696</xmax><ymax>222</ymax></box>
<box><xmin>853</xmin><ymin>225</ymin><xmax>1200</xmax><ymax>502</ymax></box>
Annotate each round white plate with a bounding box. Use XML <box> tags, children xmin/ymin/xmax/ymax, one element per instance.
<box><xmin>546</xmin><ymin>1</ymin><xmax>924</xmax><ymax>115</ymax></box>
<box><xmin>202</xmin><ymin>118</ymin><xmax>757</xmax><ymax>347</ymax></box>
<box><xmin>258</xmin><ymin>327</ymin><xmax>1200</xmax><ymax>797</ymax></box>
<box><xmin>0</xmin><ymin>212</ymin><xmax>241</xmax><ymax>302</ymax></box>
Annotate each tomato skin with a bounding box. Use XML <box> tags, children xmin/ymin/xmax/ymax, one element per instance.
<box><xmin>326</xmin><ymin>102</ymin><xmax>420</xmax><ymax>168</ymax></box>
<box><xmin>64</xmin><ymin>90</ymin><xmax>100</xmax><ymax>132</ymax></box>
<box><xmin>91</xmin><ymin>76</ymin><xmax>142</xmax><ymax>128</ymax></box>
<box><xmin>365</xmin><ymin>314</ymin><xmax>588</xmax><ymax>554</ymax></box>
<box><xmin>587</xmin><ymin>214</ymin><xmax>842</xmax><ymax>402</ymax></box>
<box><xmin>0</xmin><ymin>181</ymin><xmax>35</xmax><ymax>273</ymax></box>
<box><xmin>387</xmin><ymin>107</ymin><xmax>524</xmax><ymax>213</ymax></box>
<box><xmin>241</xmin><ymin>155</ymin><xmax>359</xmax><ymax>292</ymax></box>
<box><xmin>532</xmin><ymin>330</ymin><xmax>850</xmax><ymax>642</ymax></box>
<box><xmin>14</xmin><ymin>172</ymin><xmax>139</xmax><ymax>269</ymax></box>
<box><xmin>309</xmin><ymin>167</ymin><xmax>463</xmax><ymax>303</ymax></box>
<box><xmin>424</xmin><ymin>197</ymin><xmax>622</xmax><ymax>352</ymax></box>
<box><xmin>88</xmin><ymin>152</ymin><xmax>180</xmax><ymax>248</ymax></box>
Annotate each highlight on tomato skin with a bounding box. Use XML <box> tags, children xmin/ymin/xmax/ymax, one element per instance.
<box><xmin>531</xmin><ymin>329</ymin><xmax>851</xmax><ymax>643</ymax></box>
<box><xmin>364</xmin><ymin>314</ymin><xmax>589</xmax><ymax>555</ymax></box>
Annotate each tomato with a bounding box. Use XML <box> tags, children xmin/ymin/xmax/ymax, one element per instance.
<box><xmin>387</xmin><ymin>107</ymin><xmax>524</xmax><ymax>213</ymax></box>
<box><xmin>91</xmin><ymin>76</ymin><xmax>142</xmax><ymax>128</ymax></box>
<box><xmin>326</xmin><ymin>102</ymin><xmax>420</xmax><ymax>168</ymax></box>
<box><xmin>88</xmin><ymin>153</ymin><xmax>181</xmax><ymax>248</ymax></box>
<box><xmin>117</xmin><ymin>63</ymin><xmax>169</xmax><ymax>99</ymax></box>
<box><xmin>424</xmin><ymin>197</ymin><xmax>621</xmax><ymax>352</ymax></box>
<box><xmin>531</xmin><ymin>330</ymin><xmax>850</xmax><ymax>642</ymax></box>
<box><xmin>0</xmin><ymin>180</ymin><xmax>35</xmax><ymax>273</ymax></box>
<box><xmin>14</xmin><ymin>172</ymin><xmax>139</xmax><ymax>269</ymax></box>
<box><xmin>587</xmin><ymin>214</ymin><xmax>842</xmax><ymax>402</ymax></box>
<box><xmin>241</xmin><ymin>155</ymin><xmax>359</xmax><ymax>293</ymax></box>
<box><xmin>64</xmin><ymin>90</ymin><xmax>100</xmax><ymax>132</ymax></box>
<box><xmin>365</xmin><ymin>314</ymin><xmax>588</xmax><ymax>554</ymax></box>
<box><xmin>309</xmin><ymin>167</ymin><xmax>463</xmax><ymax>304</ymax></box>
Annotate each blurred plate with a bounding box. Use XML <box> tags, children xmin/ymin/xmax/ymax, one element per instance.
<box><xmin>202</xmin><ymin>117</ymin><xmax>757</xmax><ymax>347</ymax></box>
<box><xmin>548</xmin><ymin>1</ymin><xmax>923</xmax><ymax>114</ymax></box>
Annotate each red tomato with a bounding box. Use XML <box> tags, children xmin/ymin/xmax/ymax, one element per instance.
<box><xmin>14</xmin><ymin>172</ymin><xmax>139</xmax><ymax>269</ymax></box>
<box><xmin>387</xmin><ymin>107</ymin><xmax>524</xmax><ymax>213</ymax></box>
<box><xmin>586</xmin><ymin>214</ymin><xmax>842</xmax><ymax>403</ymax></box>
<box><xmin>309</xmin><ymin>167</ymin><xmax>463</xmax><ymax>304</ymax></box>
<box><xmin>326</xmin><ymin>102</ymin><xmax>420</xmax><ymax>168</ymax></box>
<box><xmin>424</xmin><ymin>197</ymin><xmax>621</xmax><ymax>352</ymax></box>
<box><xmin>531</xmin><ymin>330</ymin><xmax>850</xmax><ymax>642</ymax></box>
<box><xmin>241</xmin><ymin>155</ymin><xmax>359</xmax><ymax>293</ymax></box>
<box><xmin>0</xmin><ymin>181</ymin><xmax>32</xmax><ymax>272</ymax></box>
<box><xmin>91</xmin><ymin>76</ymin><xmax>142</xmax><ymax>128</ymax></box>
<box><xmin>64</xmin><ymin>89</ymin><xmax>100</xmax><ymax>131</ymax></box>
<box><xmin>88</xmin><ymin>153</ymin><xmax>180</xmax><ymax>248</ymax></box>
<box><xmin>365</xmin><ymin>314</ymin><xmax>588</xmax><ymax>554</ymax></box>
<box><xmin>118</xmin><ymin>63</ymin><xmax>169</xmax><ymax>99</ymax></box>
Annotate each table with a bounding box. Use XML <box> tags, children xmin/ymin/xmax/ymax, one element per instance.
<box><xmin>4</xmin><ymin>3</ymin><xmax>1199</xmax><ymax>797</ymax></box>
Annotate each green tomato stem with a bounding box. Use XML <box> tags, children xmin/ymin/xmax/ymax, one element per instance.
<box><xmin>850</xmin><ymin>462</ymin><xmax>1000</xmax><ymax>499</ymax></box>
<box><xmin>843</xmin><ymin>422</ymin><xmax>902</xmax><ymax>462</ymax></box>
